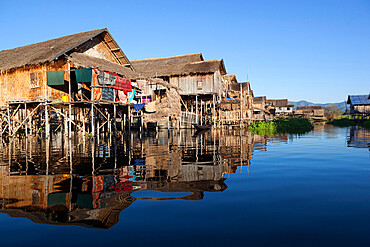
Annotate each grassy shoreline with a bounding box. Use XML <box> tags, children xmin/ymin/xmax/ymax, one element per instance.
<box><xmin>250</xmin><ymin>118</ymin><xmax>314</xmax><ymax>134</ymax></box>
<box><xmin>328</xmin><ymin>117</ymin><xmax>370</xmax><ymax>129</ymax></box>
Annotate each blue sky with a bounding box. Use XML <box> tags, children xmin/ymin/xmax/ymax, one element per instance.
<box><xmin>0</xmin><ymin>0</ymin><xmax>369</xmax><ymax>103</ymax></box>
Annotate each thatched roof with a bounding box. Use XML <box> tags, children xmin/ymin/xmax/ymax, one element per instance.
<box><xmin>0</xmin><ymin>28</ymin><xmax>132</xmax><ymax>73</ymax></box>
<box><xmin>253</xmin><ymin>96</ymin><xmax>267</xmax><ymax>103</ymax></box>
<box><xmin>69</xmin><ymin>52</ymin><xmax>137</xmax><ymax>78</ymax></box>
<box><xmin>297</xmin><ymin>106</ymin><xmax>324</xmax><ymax>110</ymax></box>
<box><xmin>223</xmin><ymin>74</ymin><xmax>238</xmax><ymax>84</ymax></box>
<box><xmin>267</xmin><ymin>99</ymin><xmax>288</xmax><ymax>107</ymax></box>
<box><xmin>229</xmin><ymin>82</ymin><xmax>250</xmax><ymax>92</ymax></box>
<box><xmin>131</xmin><ymin>53</ymin><xmax>203</xmax><ymax>70</ymax></box>
<box><xmin>132</xmin><ymin>58</ymin><xmax>227</xmax><ymax>78</ymax></box>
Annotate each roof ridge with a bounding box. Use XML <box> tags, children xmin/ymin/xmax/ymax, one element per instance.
<box><xmin>132</xmin><ymin>53</ymin><xmax>202</xmax><ymax>62</ymax></box>
<box><xmin>190</xmin><ymin>59</ymin><xmax>222</xmax><ymax>64</ymax></box>
<box><xmin>0</xmin><ymin>28</ymin><xmax>106</xmax><ymax>52</ymax></box>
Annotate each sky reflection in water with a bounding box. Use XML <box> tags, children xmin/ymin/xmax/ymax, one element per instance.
<box><xmin>0</xmin><ymin>125</ymin><xmax>369</xmax><ymax>247</ymax></box>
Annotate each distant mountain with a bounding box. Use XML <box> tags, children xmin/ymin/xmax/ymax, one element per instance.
<box><xmin>288</xmin><ymin>100</ymin><xmax>348</xmax><ymax>112</ymax></box>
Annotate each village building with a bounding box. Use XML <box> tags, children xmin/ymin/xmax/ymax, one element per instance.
<box><xmin>0</xmin><ymin>28</ymin><xmax>136</xmax><ymax>105</ymax></box>
<box><xmin>253</xmin><ymin>96</ymin><xmax>271</xmax><ymax>121</ymax></box>
<box><xmin>0</xmin><ymin>28</ymin><xmax>143</xmax><ymax>137</ymax></box>
<box><xmin>293</xmin><ymin>106</ymin><xmax>325</xmax><ymax>119</ymax></box>
<box><xmin>266</xmin><ymin>99</ymin><xmax>294</xmax><ymax>117</ymax></box>
<box><xmin>131</xmin><ymin>53</ymin><xmax>227</xmax><ymax>128</ymax></box>
<box><xmin>347</xmin><ymin>95</ymin><xmax>370</xmax><ymax>115</ymax></box>
<box><xmin>0</xmin><ymin>28</ymin><xmax>185</xmax><ymax>136</ymax></box>
<box><xmin>219</xmin><ymin>74</ymin><xmax>254</xmax><ymax>125</ymax></box>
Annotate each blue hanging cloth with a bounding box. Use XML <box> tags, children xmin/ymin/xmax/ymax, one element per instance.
<box><xmin>133</xmin><ymin>103</ymin><xmax>145</xmax><ymax>111</ymax></box>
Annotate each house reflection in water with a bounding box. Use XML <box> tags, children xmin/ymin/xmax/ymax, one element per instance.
<box><xmin>0</xmin><ymin>130</ymin><xmax>288</xmax><ymax>228</ymax></box>
<box><xmin>347</xmin><ymin>126</ymin><xmax>370</xmax><ymax>149</ymax></box>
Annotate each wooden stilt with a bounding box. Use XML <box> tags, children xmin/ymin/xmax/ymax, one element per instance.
<box><xmin>195</xmin><ymin>95</ymin><xmax>198</xmax><ymax>125</ymax></box>
<box><xmin>91</xmin><ymin>102</ymin><xmax>95</xmax><ymax>137</ymax></box>
<box><xmin>45</xmin><ymin>104</ymin><xmax>50</xmax><ymax>138</ymax></box>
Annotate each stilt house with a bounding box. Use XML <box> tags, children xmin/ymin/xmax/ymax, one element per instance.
<box><xmin>131</xmin><ymin>53</ymin><xmax>227</xmax><ymax>126</ymax></box>
<box><xmin>0</xmin><ymin>28</ymin><xmax>136</xmax><ymax>106</ymax></box>
<box><xmin>220</xmin><ymin>74</ymin><xmax>254</xmax><ymax>125</ymax></box>
<box><xmin>253</xmin><ymin>96</ymin><xmax>270</xmax><ymax>121</ymax></box>
<box><xmin>347</xmin><ymin>95</ymin><xmax>370</xmax><ymax>115</ymax></box>
<box><xmin>266</xmin><ymin>99</ymin><xmax>294</xmax><ymax>116</ymax></box>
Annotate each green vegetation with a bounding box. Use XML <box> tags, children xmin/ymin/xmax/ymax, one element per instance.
<box><xmin>360</xmin><ymin>120</ymin><xmax>370</xmax><ymax>129</ymax></box>
<box><xmin>250</xmin><ymin>118</ymin><xmax>313</xmax><ymax>135</ymax></box>
<box><xmin>328</xmin><ymin>118</ymin><xmax>356</xmax><ymax>127</ymax></box>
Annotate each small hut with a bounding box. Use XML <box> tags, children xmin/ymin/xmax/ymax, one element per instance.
<box><xmin>253</xmin><ymin>96</ymin><xmax>270</xmax><ymax>121</ymax></box>
<box><xmin>347</xmin><ymin>95</ymin><xmax>370</xmax><ymax>115</ymax></box>
<box><xmin>266</xmin><ymin>99</ymin><xmax>294</xmax><ymax>116</ymax></box>
<box><xmin>293</xmin><ymin>106</ymin><xmax>325</xmax><ymax>119</ymax></box>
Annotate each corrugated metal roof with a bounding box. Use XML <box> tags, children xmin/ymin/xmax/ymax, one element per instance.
<box><xmin>347</xmin><ymin>95</ymin><xmax>370</xmax><ymax>105</ymax></box>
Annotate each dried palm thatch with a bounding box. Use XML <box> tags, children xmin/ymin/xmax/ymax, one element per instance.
<box><xmin>0</xmin><ymin>29</ymin><xmax>106</xmax><ymax>73</ymax></box>
<box><xmin>132</xmin><ymin>53</ymin><xmax>226</xmax><ymax>77</ymax></box>
<box><xmin>267</xmin><ymin>99</ymin><xmax>289</xmax><ymax>107</ymax></box>
<box><xmin>131</xmin><ymin>53</ymin><xmax>203</xmax><ymax>70</ymax></box>
<box><xmin>0</xmin><ymin>28</ymin><xmax>132</xmax><ymax>73</ymax></box>
<box><xmin>143</xmin><ymin>87</ymin><xmax>181</xmax><ymax>124</ymax></box>
<box><xmin>253</xmin><ymin>96</ymin><xmax>267</xmax><ymax>104</ymax></box>
<box><xmin>69</xmin><ymin>52</ymin><xmax>137</xmax><ymax>78</ymax></box>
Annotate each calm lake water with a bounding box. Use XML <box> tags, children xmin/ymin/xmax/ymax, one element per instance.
<box><xmin>0</xmin><ymin>125</ymin><xmax>369</xmax><ymax>247</ymax></box>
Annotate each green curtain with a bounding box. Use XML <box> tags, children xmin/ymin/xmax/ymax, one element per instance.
<box><xmin>48</xmin><ymin>192</ymin><xmax>66</xmax><ymax>205</ymax></box>
<box><xmin>47</xmin><ymin>71</ymin><xmax>65</xmax><ymax>86</ymax></box>
<box><xmin>75</xmin><ymin>68</ymin><xmax>92</xmax><ymax>83</ymax></box>
<box><xmin>76</xmin><ymin>194</ymin><xmax>93</xmax><ymax>209</ymax></box>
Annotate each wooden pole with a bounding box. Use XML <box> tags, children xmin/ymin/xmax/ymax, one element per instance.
<box><xmin>128</xmin><ymin>105</ymin><xmax>131</xmax><ymax>134</ymax></box>
<box><xmin>24</xmin><ymin>103</ymin><xmax>27</xmax><ymax>137</ymax></box>
<box><xmin>91</xmin><ymin>102</ymin><xmax>95</xmax><ymax>137</ymax></box>
<box><xmin>113</xmin><ymin>104</ymin><xmax>117</xmax><ymax>136</ymax></box>
<box><xmin>195</xmin><ymin>95</ymin><xmax>198</xmax><ymax>125</ymax></box>
<box><xmin>200</xmin><ymin>100</ymin><xmax>203</xmax><ymax>125</ymax></box>
<box><xmin>68</xmin><ymin>61</ymin><xmax>72</xmax><ymax>139</ymax></box>
<box><xmin>45</xmin><ymin>104</ymin><xmax>49</xmax><ymax>138</ymax></box>
<box><xmin>7</xmin><ymin>106</ymin><xmax>11</xmax><ymax>136</ymax></box>
<box><xmin>213</xmin><ymin>94</ymin><xmax>216</xmax><ymax>129</ymax></box>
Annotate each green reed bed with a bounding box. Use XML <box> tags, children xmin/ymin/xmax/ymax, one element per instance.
<box><xmin>328</xmin><ymin>118</ymin><xmax>356</xmax><ymax>127</ymax></box>
<box><xmin>250</xmin><ymin>118</ymin><xmax>313</xmax><ymax>134</ymax></box>
<box><xmin>360</xmin><ymin>120</ymin><xmax>370</xmax><ymax>129</ymax></box>
<box><xmin>328</xmin><ymin>117</ymin><xmax>370</xmax><ymax>129</ymax></box>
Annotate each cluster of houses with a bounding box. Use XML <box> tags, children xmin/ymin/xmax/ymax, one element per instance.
<box><xmin>0</xmin><ymin>28</ymin><xmax>368</xmax><ymax>134</ymax></box>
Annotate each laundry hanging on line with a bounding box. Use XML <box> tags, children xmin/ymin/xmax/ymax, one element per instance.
<box><xmin>133</xmin><ymin>103</ymin><xmax>145</xmax><ymax>111</ymax></box>
<box><xmin>97</xmin><ymin>71</ymin><xmax>116</xmax><ymax>85</ymax></box>
<box><xmin>102</xmin><ymin>87</ymin><xmax>115</xmax><ymax>101</ymax></box>
<box><xmin>47</xmin><ymin>71</ymin><xmax>65</xmax><ymax>86</ymax></box>
<box><xmin>127</xmin><ymin>89</ymin><xmax>136</xmax><ymax>102</ymax></box>
<box><xmin>136</xmin><ymin>80</ymin><xmax>147</xmax><ymax>94</ymax></box>
<box><xmin>108</xmin><ymin>73</ymin><xmax>132</xmax><ymax>93</ymax></box>
<box><xmin>117</xmin><ymin>90</ymin><xmax>127</xmax><ymax>103</ymax></box>
<box><xmin>75</xmin><ymin>68</ymin><xmax>92</xmax><ymax>83</ymax></box>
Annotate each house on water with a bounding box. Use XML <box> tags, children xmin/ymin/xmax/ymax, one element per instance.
<box><xmin>347</xmin><ymin>95</ymin><xmax>370</xmax><ymax>115</ymax></box>
<box><xmin>0</xmin><ymin>28</ymin><xmax>145</xmax><ymax>137</ymax></box>
<box><xmin>0</xmin><ymin>28</ymin><xmax>136</xmax><ymax>105</ymax></box>
<box><xmin>253</xmin><ymin>96</ymin><xmax>270</xmax><ymax>121</ymax></box>
<box><xmin>131</xmin><ymin>53</ymin><xmax>227</xmax><ymax>127</ymax></box>
<box><xmin>219</xmin><ymin>74</ymin><xmax>254</xmax><ymax>125</ymax></box>
<box><xmin>266</xmin><ymin>99</ymin><xmax>294</xmax><ymax>117</ymax></box>
<box><xmin>293</xmin><ymin>106</ymin><xmax>325</xmax><ymax>120</ymax></box>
